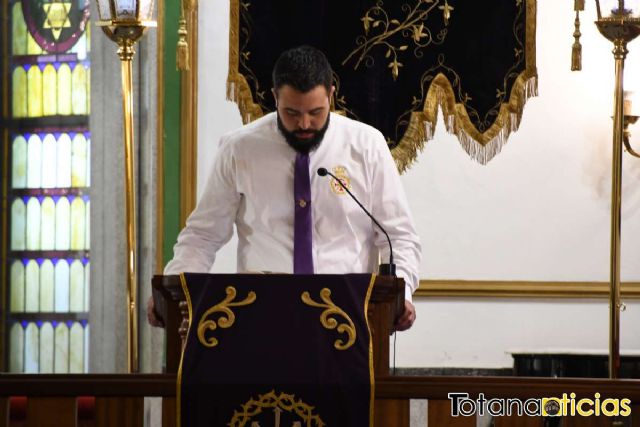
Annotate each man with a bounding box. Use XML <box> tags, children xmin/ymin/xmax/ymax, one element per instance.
<box><xmin>148</xmin><ymin>46</ymin><xmax>421</xmax><ymax>330</ymax></box>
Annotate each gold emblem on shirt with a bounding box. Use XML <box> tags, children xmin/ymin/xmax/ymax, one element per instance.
<box><xmin>330</xmin><ymin>166</ymin><xmax>351</xmax><ymax>195</ymax></box>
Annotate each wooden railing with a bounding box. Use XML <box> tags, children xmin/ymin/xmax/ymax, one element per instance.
<box><xmin>1</xmin><ymin>374</ymin><xmax>640</xmax><ymax>426</ymax></box>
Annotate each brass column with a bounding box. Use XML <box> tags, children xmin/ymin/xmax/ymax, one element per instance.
<box><xmin>608</xmin><ymin>38</ymin><xmax>627</xmax><ymax>379</ymax></box>
<box><xmin>96</xmin><ymin>21</ymin><xmax>155</xmax><ymax>373</ymax></box>
<box><xmin>118</xmin><ymin>38</ymin><xmax>139</xmax><ymax>373</ymax></box>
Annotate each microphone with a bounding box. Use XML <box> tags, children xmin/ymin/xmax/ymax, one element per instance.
<box><xmin>317</xmin><ymin>167</ymin><xmax>396</xmax><ymax>276</ymax></box>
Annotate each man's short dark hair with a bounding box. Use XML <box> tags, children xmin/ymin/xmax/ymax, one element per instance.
<box><xmin>272</xmin><ymin>45</ymin><xmax>333</xmax><ymax>94</ymax></box>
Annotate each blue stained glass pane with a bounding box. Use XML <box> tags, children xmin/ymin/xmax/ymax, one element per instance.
<box><xmin>21</xmin><ymin>321</ymin><xmax>28</xmax><ymax>328</ymax></box>
<box><xmin>36</xmin><ymin>321</ymin><xmax>43</xmax><ymax>328</ymax></box>
<box><xmin>65</xmin><ymin>320</ymin><xmax>73</xmax><ymax>328</ymax></box>
<box><xmin>36</xmin><ymin>257</ymin><xmax>44</xmax><ymax>265</ymax></box>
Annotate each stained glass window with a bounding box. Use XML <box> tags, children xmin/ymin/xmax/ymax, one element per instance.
<box><xmin>4</xmin><ymin>0</ymin><xmax>91</xmax><ymax>373</ymax></box>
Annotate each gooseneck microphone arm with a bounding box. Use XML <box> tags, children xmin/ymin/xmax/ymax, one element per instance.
<box><xmin>317</xmin><ymin>167</ymin><xmax>395</xmax><ymax>275</ymax></box>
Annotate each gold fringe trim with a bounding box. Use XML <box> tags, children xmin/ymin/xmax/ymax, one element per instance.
<box><xmin>227</xmin><ymin>0</ymin><xmax>265</xmax><ymax>123</ymax></box>
<box><xmin>227</xmin><ymin>0</ymin><xmax>538</xmax><ymax>171</ymax></box>
<box><xmin>392</xmin><ymin>73</ymin><xmax>538</xmax><ymax>171</ymax></box>
<box><xmin>392</xmin><ymin>0</ymin><xmax>537</xmax><ymax>171</ymax></box>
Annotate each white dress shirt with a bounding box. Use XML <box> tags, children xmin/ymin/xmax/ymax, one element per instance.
<box><xmin>165</xmin><ymin>112</ymin><xmax>422</xmax><ymax>300</ymax></box>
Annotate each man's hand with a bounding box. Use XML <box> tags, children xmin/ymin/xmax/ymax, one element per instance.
<box><xmin>146</xmin><ymin>295</ymin><xmax>164</xmax><ymax>327</ymax></box>
<box><xmin>394</xmin><ymin>300</ymin><xmax>416</xmax><ymax>331</ymax></box>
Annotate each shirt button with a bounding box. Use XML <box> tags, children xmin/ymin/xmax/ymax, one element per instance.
<box><xmin>298</xmin><ymin>199</ymin><xmax>307</xmax><ymax>208</ymax></box>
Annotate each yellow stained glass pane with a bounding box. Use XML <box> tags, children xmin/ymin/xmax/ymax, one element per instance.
<box><xmin>69</xmin><ymin>260</ymin><xmax>84</xmax><ymax>311</ymax></box>
<box><xmin>43</xmin><ymin>65</ymin><xmax>57</xmax><ymax>116</ymax></box>
<box><xmin>56</xmin><ymin>133</ymin><xmax>71</xmax><ymax>187</ymax></box>
<box><xmin>86</xmin><ymin>20</ymin><xmax>91</xmax><ymax>53</ymax></box>
<box><xmin>57</xmin><ymin>64</ymin><xmax>72</xmax><ymax>115</ymax></box>
<box><xmin>71</xmin><ymin>65</ymin><xmax>87</xmax><ymax>115</ymax></box>
<box><xmin>27</xmin><ymin>134</ymin><xmax>42</xmax><ymax>188</ymax></box>
<box><xmin>11</xmin><ymin>198</ymin><xmax>26</xmax><ymax>250</ymax></box>
<box><xmin>24</xmin><ymin>322</ymin><xmax>39</xmax><ymax>373</ymax></box>
<box><xmin>12</xmin><ymin>3</ymin><xmax>27</xmax><ymax>55</ymax></box>
<box><xmin>71</xmin><ymin>134</ymin><xmax>87</xmax><ymax>186</ymax></box>
<box><xmin>69</xmin><ymin>323</ymin><xmax>84</xmax><ymax>373</ymax></box>
<box><xmin>40</xmin><ymin>260</ymin><xmax>55</xmax><ymax>311</ymax></box>
<box><xmin>12</xmin><ymin>67</ymin><xmax>28</xmax><ymax>118</ymax></box>
<box><xmin>86</xmin><ymin>138</ymin><xmax>91</xmax><ymax>185</ymax></box>
<box><xmin>12</xmin><ymin>135</ymin><xmax>27</xmax><ymax>188</ymax></box>
<box><xmin>41</xmin><ymin>134</ymin><xmax>57</xmax><ymax>188</ymax></box>
<box><xmin>10</xmin><ymin>261</ymin><xmax>25</xmax><ymax>312</ymax></box>
<box><xmin>86</xmin><ymin>67</ymin><xmax>91</xmax><ymax>114</ymax></box>
<box><xmin>40</xmin><ymin>323</ymin><xmax>54</xmax><ymax>373</ymax></box>
<box><xmin>26</xmin><ymin>197</ymin><xmax>41</xmax><ymax>250</ymax></box>
<box><xmin>70</xmin><ymin>197</ymin><xmax>85</xmax><ymax>250</ymax></box>
<box><xmin>25</xmin><ymin>260</ymin><xmax>39</xmax><ymax>312</ymax></box>
<box><xmin>42</xmin><ymin>64</ymin><xmax>58</xmax><ymax>116</ymax></box>
<box><xmin>41</xmin><ymin>196</ymin><xmax>55</xmax><ymax>250</ymax></box>
<box><xmin>84</xmin><ymin>262</ymin><xmax>90</xmax><ymax>311</ymax></box>
<box><xmin>9</xmin><ymin>324</ymin><xmax>24</xmax><ymax>372</ymax></box>
<box><xmin>27</xmin><ymin>65</ymin><xmax>43</xmax><ymax>117</ymax></box>
<box><xmin>54</xmin><ymin>260</ymin><xmax>70</xmax><ymax>312</ymax></box>
<box><xmin>54</xmin><ymin>323</ymin><xmax>69</xmax><ymax>373</ymax></box>
<box><xmin>55</xmin><ymin>197</ymin><xmax>70</xmax><ymax>250</ymax></box>
<box><xmin>84</xmin><ymin>324</ymin><xmax>89</xmax><ymax>372</ymax></box>
<box><xmin>27</xmin><ymin>31</ymin><xmax>42</xmax><ymax>55</ymax></box>
<box><xmin>85</xmin><ymin>200</ymin><xmax>90</xmax><ymax>249</ymax></box>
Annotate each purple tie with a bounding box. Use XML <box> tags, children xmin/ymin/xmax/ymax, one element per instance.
<box><xmin>294</xmin><ymin>152</ymin><xmax>314</xmax><ymax>274</ymax></box>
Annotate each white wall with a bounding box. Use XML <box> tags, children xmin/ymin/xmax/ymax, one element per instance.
<box><xmin>197</xmin><ymin>0</ymin><xmax>640</xmax><ymax>368</ymax></box>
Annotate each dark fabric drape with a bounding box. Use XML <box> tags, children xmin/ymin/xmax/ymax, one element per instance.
<box><xmin>227</xmin><ymin>0</ymin><xmax>537</xmax><ymax>167</ymax></box>
<box><xmin>178</xmin><ymin>273</ymin><xmax>375</xmax><ymax>427</ymax></box>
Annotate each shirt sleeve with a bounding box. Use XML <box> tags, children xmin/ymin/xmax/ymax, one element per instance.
<box><xmin>369</xmin><ymin>133</ymin><xmax>422</xmax><ymax>302</ymax></box>
<box><xmin>164</xmin><ymin>137</ymin><xmax>241</xmax><ymax>274</ymax></box>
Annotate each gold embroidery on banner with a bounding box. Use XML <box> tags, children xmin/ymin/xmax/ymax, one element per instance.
<box><xmin>329</xmin><ymin>166</ymin><xmax>351</xmax><ymax>196</ymax></box>
<box><xmin>197</xmin><ymin>286</ymin><xmax>256</xmax><ymax>348</ymax></box>
<box><xmin>342</xmin><ymin>0</ymin><xmax>451</xmax><ymax>80</ymax></box>
<box><xmin>391</xmin><ymin>0</ymin><xmax>538</xmax><ymax>170</ymax></box>
<box><xmin>227</xmin><ymin>0</ymin><xmax>537</xmax><ymax>169</ymax></box>
<box><xmin>229</xmin><ymin>390</ymin><xmax>325</xmax><ymax>426</ymax></box>
<box><xmin>227</xmin><ymin>0</ymin><xmax>266</xmax><ymax>124</ymax></box>
<box><xmin>301</xmin><ymin>288</ymin><xmax>356</xmax><ymax>350</ymax></box>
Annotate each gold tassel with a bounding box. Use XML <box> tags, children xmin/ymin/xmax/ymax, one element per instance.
<box><xmin>176</xmin><ymin>0</ymin><xmax>189</xmax><ymax>71</ymax></box>
<box><xmin>571</xmin><ymin>10</ymin><xmax>582</xmax><ymax>71</ymax></box>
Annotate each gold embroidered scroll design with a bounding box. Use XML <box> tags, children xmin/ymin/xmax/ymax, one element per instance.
<box><xmin>391</xmin><ymin>0</ymin><xmax>537</xmax><ymax>170</ymax></box>
<box><xmin>229</xmin><ymin>390</ymin><xmax>325</xmax><ymax>427</ymax></box>
<box><xmin>301</xmin><ymin>288</ymin><xmax>356</xmax><ymax>350</ymax></box>
<box><xmin>196</xmin><ymin>286</ymin><xmax>256</xmax><ymax>348</ymax></box>
<box><xmin>342</xmin><ymin>0</ymin><xmax>452</xmax><ymax>80</ymax></box>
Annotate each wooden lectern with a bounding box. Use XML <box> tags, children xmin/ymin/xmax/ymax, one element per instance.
<box><xmin>151</xmin><ymin>274</ymin><xmax>404</xmax><ymax>377</ymax></box>
<box><xmin>152</xmin><ymin>274</ymin><xmax>405</xmax><ymax>425</ymax></box>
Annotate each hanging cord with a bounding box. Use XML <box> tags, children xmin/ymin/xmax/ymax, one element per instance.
<box><xmin>176</xmin><ymin>0</ymin><xmax>191</xmax><ymax>70</ymax></box>
<box><xmin>572</xmin><ymin>0</ymin><xmax>584</xmax><ymax>71</ymax></box>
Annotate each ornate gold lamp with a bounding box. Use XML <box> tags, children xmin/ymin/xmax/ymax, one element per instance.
<box><xmin>95</xmin><ymin>0</ymin><xmax>156</xmax><ymax>373</ymax></box>
<box><xmin>575</xmin><ymin>0</ymin><xmax>640</xmax><ymax>380</ymax></box>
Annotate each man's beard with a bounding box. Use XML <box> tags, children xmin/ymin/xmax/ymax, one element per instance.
<box><xmin>277</xmin><ymin>112</ymin><xmax>330</xmax><ymax>154</ymax></box>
